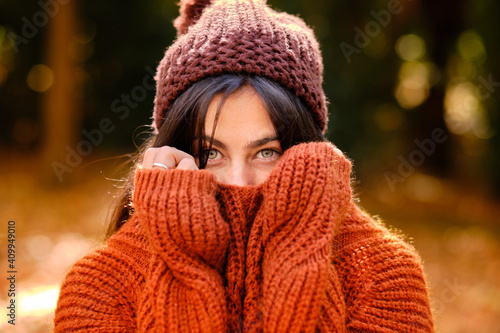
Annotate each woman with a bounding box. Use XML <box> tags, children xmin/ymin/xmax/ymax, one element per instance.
<box><xmin>54</xmin><ymin>0</ymin><xmax>435</xmax><ymax>332</ymax></box>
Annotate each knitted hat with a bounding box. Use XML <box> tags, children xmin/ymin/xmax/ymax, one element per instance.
<box><xmin>153</xmin><ymin>0</ymin><xmax>328</xmax><ymax>134</ymax></box>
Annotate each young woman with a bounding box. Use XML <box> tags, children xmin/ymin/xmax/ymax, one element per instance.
<box><xmin>54</xmin><ymin>0</ymin><xmax>435</xmax><ymax>332</ymax></box>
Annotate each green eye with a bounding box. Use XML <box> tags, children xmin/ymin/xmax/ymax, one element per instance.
<box><xmin>205</xmin><ymin>149</ymin><xmax>219</xmax><ymax>159</ymax></box>
<box><xmin>260</xmin><ymin>149</ymin><xmax>275</xmax><ymax>158</ymax></box>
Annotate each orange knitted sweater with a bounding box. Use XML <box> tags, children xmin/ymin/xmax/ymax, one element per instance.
<box><xmin>54</xmin><ymin>142</ymin><xmax>434</xmax><ymax>332</ymax></box>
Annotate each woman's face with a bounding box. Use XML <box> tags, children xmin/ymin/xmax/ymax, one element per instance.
<box><xmin>197</xmin><ymin>86</ymin><xmax>283</xmax><ymax>186</ymax></box>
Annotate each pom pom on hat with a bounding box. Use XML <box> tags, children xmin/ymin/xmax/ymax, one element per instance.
<box><xmin>174</xmin><ymin>0</ymin><xmax>213</xmax><ymax>35</ymax></box>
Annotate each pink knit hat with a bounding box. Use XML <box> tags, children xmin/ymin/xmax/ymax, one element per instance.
<box><xmin>153</xmin><ymin>0</ymin><xmax>328</xmax><ymax>134</ymax></box>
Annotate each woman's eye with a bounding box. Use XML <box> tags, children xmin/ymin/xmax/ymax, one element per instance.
<box><xmin>202</xmin><ymin>148</ymin><xmax>279</xmax><ymax>161</ymax></box>
<box><xmin>204</xmin><ymin>149</ymin><xmax>220</xmax><ymax>160</ymax></box>
<box><xmin>258</xmin><ymin>149</ymin><xmax>278</xmax><ymax>159</ymax></box>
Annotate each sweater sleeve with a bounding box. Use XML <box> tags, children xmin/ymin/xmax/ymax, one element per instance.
<box><xmin>54</xmin><ymin>168</ymin><xmax>231</xmax><ymax>333</ymax></box>
<box><xmin>339</xmin><ymin>205</ymin><xmax>435</xmax><ymax>332</ymax></box>
<box><xmin>245</xmin><ymin>141</ymin><xmax>352</xmax><ymax>333</ymax></box>
<box><xmin>132</xmin><ymin>168</ymin><xmax>230</xmax><ymax>333</ymax></box>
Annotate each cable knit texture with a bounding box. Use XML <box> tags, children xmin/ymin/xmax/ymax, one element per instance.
<box><xmin>153</xmin><ymin>0</ymin><xmax>328</xmax><ymax>134</ymax></box>
<box><xmin>54</xmin><ymin>141</ymin><xmax>434</xmax><ymax>332</ymax></box>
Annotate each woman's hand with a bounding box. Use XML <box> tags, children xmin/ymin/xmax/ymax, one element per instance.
<box><xmin>141</xmin><ymin>146</ymin><xmax>199</xmax><ymax>170</ymax></box>
<box><xmin>132</xmin><ymin>152</ymin><xmax>230</xmax><ymax>332</ymax></box>
<box><xmin>133</xmin><ymin>148</ymin><xmax>228</xmax><ymax>270</ymax></box>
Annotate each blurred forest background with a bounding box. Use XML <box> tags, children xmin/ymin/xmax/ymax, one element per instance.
<box><xmin>1</xmin><ymin>0</ymin><xmax>499</xmax><ymax>332</ymax></box>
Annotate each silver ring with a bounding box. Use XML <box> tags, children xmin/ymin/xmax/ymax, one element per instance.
<box><xmin>152</xmin><ymin>162</ymin><xmax>169</xmax><ymax>170</ymax></box>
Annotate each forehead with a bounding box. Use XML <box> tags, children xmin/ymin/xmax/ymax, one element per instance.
<box><xmin>204</xmin><ymin>86</ymin><xmax>276</xmax><ymax>137</ymax></box>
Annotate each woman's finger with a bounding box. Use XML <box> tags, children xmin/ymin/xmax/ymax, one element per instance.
<box><xmin>177</xmin><ymin>158</ymin><xmax>199</xmax><ymax>170</ymax></box>
<box><xmin>142</xmin><ymin>147</ymin><xmax>159</xmax><ymax>169</ymax></box>
<box><xmin>142</xmin><ymin>146</ymin><xmax>198</xmax><ymax>170</ymax></box>
<box><xmin>155</xmin><ymin>147</ymin><xmax>195</xmax><ymax>169</ymax></box>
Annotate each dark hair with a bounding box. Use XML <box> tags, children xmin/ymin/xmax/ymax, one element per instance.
<box><xmin>105</xmin><ymin>74</ymin><xmax>326</xmax><ymax>238</ymax></box>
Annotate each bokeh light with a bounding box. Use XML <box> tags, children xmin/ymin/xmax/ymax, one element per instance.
<box><xmin>405</xmin><ymin>173</ymin><xmax>444</xmax><ymax>203</ymax></box>
<box><xmin>19</xmin><ymin>285</ymin><xmax>60</xmax><ymax>317</ymax></box>
<box><xmin>395</xmin><ymin>61</ymin><xmax>433</xmax><ymax>109</ymax></box>
<box><xmin>396</xmin><ymin>34</ymin><xmax>426</xmax><ymax>62</ymax></box>
<box><xmin>0</xmin><ymin>230</ymin><xmax>96</xmax><ymax>332</ymax></box>
<box><xmin>444</xmin><ymin>80</ymin><xmax>492</xmax><ymax>139</ymax></box>
<box><xmin>457</xmin><ymin>30</ymin><xmax>487</xmax><ymax>64</ymax></box>
<box><xmin>27</xmin><ymin>64</ymin><xmax>54</xmax><ymax>92</ymax></box>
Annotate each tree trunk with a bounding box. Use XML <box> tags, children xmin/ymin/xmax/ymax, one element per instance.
<box><xmin>417</xmin><ymin>0</ymin><xmax>465</xmax><ymax>176</ymax></box>
<box><xmin>39</xmin><ymin>0</ymin><xmax>82</xmax><ymax>185</ymax></box>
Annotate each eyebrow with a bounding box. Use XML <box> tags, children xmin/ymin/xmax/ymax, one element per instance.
<box><xmin>201</xmin><ymin>135</ymin><xmax>279</xmax><ymax>150</ymax></box>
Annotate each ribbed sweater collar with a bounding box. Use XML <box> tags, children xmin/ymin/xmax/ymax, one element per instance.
<box><xmin>215</xmin><ymin>182</ymin><xmax>264</xmax><ymax>229</ymax></box>
<box><xmin>214</xmin><ymin>182</ymin><xmax>265</xmax><ymax>330</ymax></box>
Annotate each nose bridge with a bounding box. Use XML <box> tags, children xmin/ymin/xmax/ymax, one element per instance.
<box><xmin>228</xmin><ymin>159</ymin><xmax>253</xmax><ymax>186</ymax></box>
